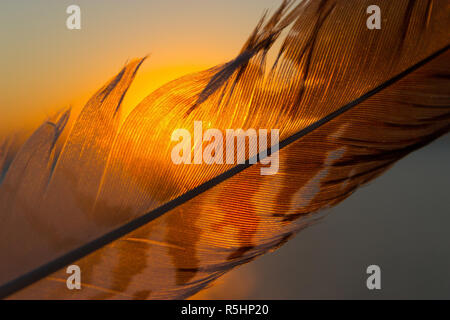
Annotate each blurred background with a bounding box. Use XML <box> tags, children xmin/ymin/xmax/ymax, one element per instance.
<box><xmin>192</xmin><ymin>133</ymin><xmax>450</xmax><ymax>299</ymax></box>
<box><xmin>1</xmin><ymin>0</ymin><xmax>449</xmax><ymax>299</ymax></box>
<box><xmin>0</xmin><ymin>0</ymin><xmax>277</xmax><ymax>134</ymax></box>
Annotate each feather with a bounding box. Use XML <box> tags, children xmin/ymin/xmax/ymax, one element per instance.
<box><xmin>0</xmin><ymin>0</ymin><xmax>449</xmax><ymax>299</ymax></box>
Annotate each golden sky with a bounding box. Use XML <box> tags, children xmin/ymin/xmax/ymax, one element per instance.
<box><xmin>0</xmin><ymin>0</ymin><xmax>280</xmax><ymax>134</ymax></box>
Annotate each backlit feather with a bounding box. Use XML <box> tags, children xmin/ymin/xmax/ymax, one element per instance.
<box><xmin>0</xmin><ymin>0</ymin><xmax>449</xmax><ymax>299</ymax></box>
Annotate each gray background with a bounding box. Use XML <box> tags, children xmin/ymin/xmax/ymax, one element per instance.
<box><xmin>194</xmin><ymin>134</ymin><xmax>450</xmax><ymax>299</ymax></box>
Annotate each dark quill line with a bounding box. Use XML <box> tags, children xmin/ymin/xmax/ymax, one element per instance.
<box><xmin>0</xmin><ymin>44</ymin><xmax>448</xmax><ymax>299</ymax></box>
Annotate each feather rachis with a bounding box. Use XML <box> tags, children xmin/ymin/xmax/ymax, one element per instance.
<box><xmin>0</xmin><ymin>0</ymin><xmax>449</xmax><ymax>299</ymax></box>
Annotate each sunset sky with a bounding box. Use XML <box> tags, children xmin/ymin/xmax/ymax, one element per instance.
<box><xmin>1</xmin><ymin>0</ymin><xmax>279</xmax><ymax>134</ymax></box>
